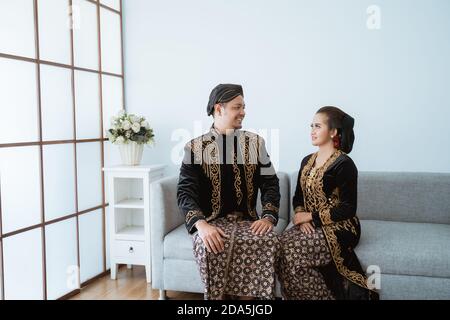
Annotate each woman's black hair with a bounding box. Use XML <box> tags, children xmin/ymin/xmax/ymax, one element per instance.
<box><xmin>316</xmin><ymin>106</ymin><xmax>355</xmax><ymax>154</ymax></box>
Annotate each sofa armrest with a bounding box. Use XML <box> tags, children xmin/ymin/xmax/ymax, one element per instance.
<box><xmin>150</xmin><ymin>175</ymin><xmax>184</xmax><ymax>289</ymax></box>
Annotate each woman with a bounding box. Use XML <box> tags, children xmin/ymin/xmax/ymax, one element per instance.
<box><xmin>278</xmin><ymin>106</ymin><xmax>379</xmax><ymax>300</ymax></box>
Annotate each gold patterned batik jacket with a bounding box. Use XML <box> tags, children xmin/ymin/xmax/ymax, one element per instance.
<box><xmin>177</xmin><ymin>126</ymin><xmax>280</xmax><ymax>234</ymax></box>
<box><xmin>293</xmin><ymin>150</ymin><xmax>379</xmax><ymax>300</ymax></box>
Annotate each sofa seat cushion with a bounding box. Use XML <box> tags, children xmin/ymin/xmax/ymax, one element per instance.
<box><xmin>164</xmin><ymin>224</ymin><xmax>195</xmax><ymax>260</ymax></box>
<box><xmin>356</xmin><ymin>220</ymin><xmax>450</xmax><ymax>278</ymax></box>
<box><xmin>164</xmin><ymin>220</ymin><xmax>450</xmax><ymax>279</ymax></box>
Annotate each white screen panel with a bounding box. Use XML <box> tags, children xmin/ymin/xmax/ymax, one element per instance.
<box><xmin>40</xmin><ymin>65</ymin><xmax>73</xmax><ymax>141</ymax></box>
<box><xmin>73</xmin><ymin>0</ymin><xmax>99</xmax><ymax>70</ymax></box>
<box><xmin>76</xmin><ymin>142</ymin><xmax>102</xmax><ymax>211</ymax></box>
<box><xmin>3</xmin><ymin>228</ymin><xmax>43</xmax><ymax>300</ymax></box>
<box><xmin>100</xmin><ymin>8</ymin><xmax>122</xmax><ymax>74</ymax></box>
<box><xmin>74</xmin><ymin>70</ymin><xmax>100</xmax><ymax>139</ymax></box>
<box><xmin>100</xmin><ymin>0</ymin><xmax>120</xmax><ymax>11</ymax></box>
<box><xmin>0</xmin><ymin>0</ymin><xmax>35</xmax><ymax>58</ymax></box>
<box><xmin>105</xmin><ymin>205</ymin><xmax>110</xmax><ymax>269</ymax></box>
<box><xmin>43</xmin><ymin>144</ymin><xmax>76</xmax><ymax>221</ymax></box>
<box><xmin>0</xmin><ymin>58</ymin><xmax>39</xmax><ymax>144</ymax></box>
<box><xmin>38</xmin><ymin>0</ymin><xmax>71</xmax><ymax>64</ymax></box>
<box><xmin>103</xmin><ymin>141</ymin><xmax>121</xmax><ymax>168</ymax></box>
<box><xmin>79</xmin><ymin>209</ymin><xmax>103</xmax><ymax>283</ymax></box>
<box><xmin>0</xmin><ymin>146</ymin><xmax>41</xmax><ymax>234</ymax></box>
<box><xmin>103</xmin><ymin>142</ymin><xmax>122</xmax><ymax>203</ymax></box>
<box><xmin>102</xmin><ymin>75</ymin><xmax>123</xmax><ymax>138</ymax></box>
<box><xmin>45</xmin><ymin>217</ymin><xmax>78</xmax><ymax>300</ymax></box>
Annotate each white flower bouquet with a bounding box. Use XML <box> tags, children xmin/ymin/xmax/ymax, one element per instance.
<box><xmin>106</xmin><ymin>110</ymin><xmax>155</xmax><ymax>145</ymax></box>
<box><xmin>106</xmin><ymin>110</ymin><xmax>155</xmax><ymax>165</ymax></box>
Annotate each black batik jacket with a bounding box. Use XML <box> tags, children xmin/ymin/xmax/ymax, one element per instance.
<box><xmin>177</xmin><ymin>127</ymin><xmax>280</xmax><ymax>234</ymax></box>
<box><xmin>293</xmin><ymin>151</ymin><xmax>379</xmax><ymax>300</ymax></box>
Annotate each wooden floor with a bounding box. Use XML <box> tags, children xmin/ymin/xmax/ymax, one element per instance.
<box><xmin>70</xmin><ymin>266</ymin><xmax>203</xmax><ymax>300</ymax></box>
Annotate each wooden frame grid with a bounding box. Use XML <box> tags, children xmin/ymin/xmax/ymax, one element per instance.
<box><xmin>0</xmin><ymin>0</ymin><xmax>126</xmax><ymax>300</ymax></box>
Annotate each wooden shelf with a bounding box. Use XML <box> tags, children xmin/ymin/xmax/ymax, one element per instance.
<box><xmin>114</xmin><ymin>198</ymin><xmax>144</xmax><ymax>209</ymax></box>
<box><xmin>115</xmin><ymin>226</ymin><xmax>145</xmax><ymax>241</ymax></box>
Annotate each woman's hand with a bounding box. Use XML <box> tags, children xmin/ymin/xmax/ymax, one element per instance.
<box><xmin>293</xmin><ymin>211</ymin><xmax>312</xmax><ymax>225</ymax></box>
<box><xmin>299</xmin><ymin>222</ymin><xmax>315</xmax><ymax>234</ymax></box>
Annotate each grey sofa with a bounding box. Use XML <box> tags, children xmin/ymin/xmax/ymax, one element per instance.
<box><xmin>150</xmin><ymin>171</ymin><xmax>450</xmax><ymax>300</ymax></box>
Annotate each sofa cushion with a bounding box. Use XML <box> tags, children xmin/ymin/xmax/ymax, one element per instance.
<box><xmin>356</xmin><ymin>220</ymin><xmax>450</xmax><ymax>278</ymax></box>
<box><xmin>165</xmin><ymin>219</ymin><xmax>450</xmax><ymax>279</ymax></box>
<box><xmin>377</xmin><ymin>274</ymin><xmax>450</xmax><ymax>300</ymax></box>
<box><xmin>290</xmin><ymin>171</ymin><xmax>450</xmax><ymax>224</ymax></box>
<box><xmin>357</xmin><ymin>172</ymin><xmax>450</xmax><ymax>224</ymax></box>
<box><xmin>164</xmin><ymin>259</ymin><xmax>204</xmax><ymax>293</ymax></box>
<box><xmin>164</xmin><ymin>224</ymin><xmax>195</xmax><ymax>260</ymax></box>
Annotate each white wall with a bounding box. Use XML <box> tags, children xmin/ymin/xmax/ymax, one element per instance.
<box><xmin>123</xmin><ymin>0</ymin><xmax>450</xmax><ymax>176</ymax></box>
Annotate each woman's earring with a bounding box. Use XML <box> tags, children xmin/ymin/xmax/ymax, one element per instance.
<box><xmin>332</xmin><ymin>136</ymin><xmax>340</xmax><ymax>149</ymax></box>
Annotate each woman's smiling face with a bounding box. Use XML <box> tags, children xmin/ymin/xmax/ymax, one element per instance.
<box><xmin>310</xmin><ymin>112</ymin><xmax>334</xmax><ymax>147</ymax></box>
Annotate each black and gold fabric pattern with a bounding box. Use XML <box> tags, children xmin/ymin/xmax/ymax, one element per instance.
<box><xmin>193</xmin><ymin>215</ymin><xmax>280</xmax><ymax>300</ymax></box>
<box><xmin>177</xmin><ymin>126</ymin><xmax>280</xmax><ymax>234</ymax></box>
<box><xmin>291</xmin><ymin>150</ymin><xmax>379</xmax><ymax>300</ymax></box>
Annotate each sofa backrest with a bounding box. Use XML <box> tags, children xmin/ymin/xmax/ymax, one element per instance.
<box><xmin>357</xmin><ymin>172</ymin><xmax>450</xmax><ymax>224</ymax></box>
<box><xmin>290</xmin><ymin>171</ymin><xmax>450</xmax><ymax>224</ymax></box>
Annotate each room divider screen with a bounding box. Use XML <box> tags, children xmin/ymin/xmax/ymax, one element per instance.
<box><xmin>0</xmin><ymin>0</ymin><xmax>125</xmax><ymax>299</ymax></box>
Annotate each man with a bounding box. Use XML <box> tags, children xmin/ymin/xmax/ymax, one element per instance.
<box><xmin>177</xmin><ymin>83</ymin><xmax>281</xmax><ymax>300</ymax></box>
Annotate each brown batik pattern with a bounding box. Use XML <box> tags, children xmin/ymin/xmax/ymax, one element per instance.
<box><xmin>278</xmin><ymin>225</ymin><xmax>335</xmax><ymax>300</ymax></box>
<box><xmin>192</xmin><ymin>215</ymin><xmax>280</xmax><ymax>300</ymax></box>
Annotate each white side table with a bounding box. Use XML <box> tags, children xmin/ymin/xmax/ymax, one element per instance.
<box><xmin>103</xmin><ymin>164</ymin><xmax>165</xmax><ymax>283</ymax></box>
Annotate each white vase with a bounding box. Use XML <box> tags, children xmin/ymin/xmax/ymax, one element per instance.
<box><xmin>119</xmin><ymin>142</ymin><xmax>144</xmax><ymax>165</ymax></box>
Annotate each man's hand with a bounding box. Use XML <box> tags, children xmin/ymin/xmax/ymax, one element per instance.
<box><xmin>293</xmin><ymin>211</ymin><xmax>312</xmax><ymax>225</ymax></box>
<box><xmin>299</xmin><ymin>222</ymin><xmax>315</xmax><ymax>234</ymax></box>
<box><xmin>196</xmin><ymin>220</ymin><xmax>228</xmax><ymax>254</ymax></box>
<box><xmin>250</xmin><ymin>218</ymin><xmax>274</xmax><ymax>235</ymax></box>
